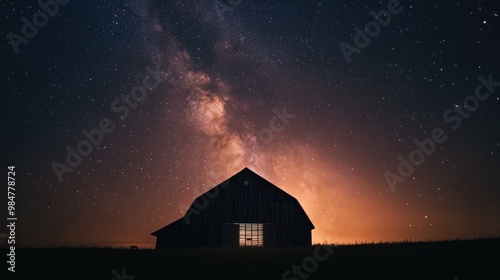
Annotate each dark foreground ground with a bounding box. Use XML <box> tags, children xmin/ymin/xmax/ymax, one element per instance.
<box><xmin>3</xmin><ymin>238</ymin><xmax>500</xmax><ymax>280</ymax></box>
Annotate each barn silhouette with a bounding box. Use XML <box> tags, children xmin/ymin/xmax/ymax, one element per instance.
<box><xmin>151</xmin><ymin>167</ymin><xmax>314</xmax><ymax>248</ymax></box>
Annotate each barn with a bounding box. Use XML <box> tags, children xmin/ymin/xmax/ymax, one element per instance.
<box><xmin>151</xmin><ymin>167</ymin><xmax>314</xmax><ymax>248</ymax></box>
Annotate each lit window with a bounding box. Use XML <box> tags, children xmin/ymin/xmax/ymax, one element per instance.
<box><xmin>236</xmin><ymin>223</ymin><xmax>263</xmax><ymax>247</ymax></box>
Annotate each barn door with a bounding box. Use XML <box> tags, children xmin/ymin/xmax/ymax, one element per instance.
<box><xmin>263</xmin><ymin>224</ymin><xmax>277</xmax><ymax>246</ymax></box>
<box><xmin>221</xmin><ymin>224</ymin><xmax>239</xmax><ymax>247</ymax></box>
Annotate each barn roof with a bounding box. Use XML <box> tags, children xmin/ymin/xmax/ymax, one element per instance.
<box><xmin>151</xmin><ymin>167</ymin><xmax>314</xmax><ymax>236</ymax></box>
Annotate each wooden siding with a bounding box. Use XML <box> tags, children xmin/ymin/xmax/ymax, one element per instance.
<box><xmin>152</xmin><ymin>168</ymin><xmax>314</xmax><ymax>248</ymax></box>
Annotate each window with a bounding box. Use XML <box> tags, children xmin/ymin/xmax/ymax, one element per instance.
<box><xmin>236</xmin><ymin>223</ymin><xmax>263</xmax><ymax>247</ymax></box>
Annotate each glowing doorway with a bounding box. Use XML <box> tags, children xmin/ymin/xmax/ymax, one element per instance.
<box><xmin>236</xmin><ymin>223</ymin><xmax>263</xmax><ymax>247</ymax></box>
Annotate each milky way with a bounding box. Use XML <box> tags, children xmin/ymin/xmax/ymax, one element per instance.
<box><xmin>2</xmin><ymin>0</ymin><xmax>500</xmax><ymax>247</ymax></box>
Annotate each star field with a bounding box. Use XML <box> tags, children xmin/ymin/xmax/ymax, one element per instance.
<box><xmin>1</xmin><ymin>0</ymin><xmax>500</xmax><ymax>247</ymax></box>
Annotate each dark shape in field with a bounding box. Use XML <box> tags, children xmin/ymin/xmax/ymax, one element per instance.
<box><xmin>151</xmin><ymin>167</ymin><xmax>314</xmax><ymax>248</ymax></box>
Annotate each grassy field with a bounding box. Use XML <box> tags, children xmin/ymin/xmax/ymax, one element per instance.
<box><xmin>4</xmin><ymin>238</ymin><xmax>500</xmax><ymax>279</ymax></box>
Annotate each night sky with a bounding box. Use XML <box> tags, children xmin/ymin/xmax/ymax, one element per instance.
<box><xmin>2</xmin><ymin>0</ymin><xmax>500</xmax><ymax>248</ymax></box>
